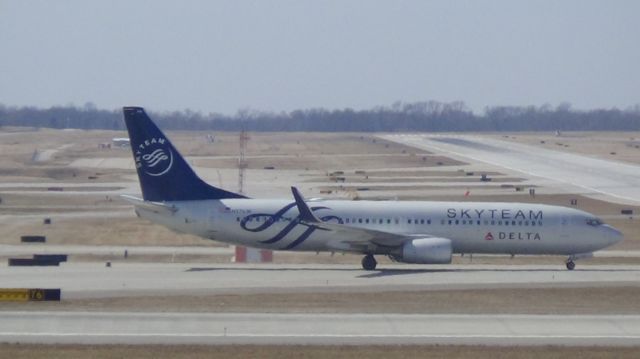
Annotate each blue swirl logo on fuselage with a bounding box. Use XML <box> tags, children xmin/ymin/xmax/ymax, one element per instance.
<box><xmin>240</xmin><ymin>202</ymin><xmax>342</xmax><ymax>250</ymax></box>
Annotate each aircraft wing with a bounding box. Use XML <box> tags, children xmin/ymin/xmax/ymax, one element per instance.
<box><xmin>316</xmin><ymin>221</ymin><xmax>426</xmax><ymax>252</ymax></box>
<box><xmin>291</xmin><ymin>187</ymin><xmax>429</xmax><ymax>252</ymax></box>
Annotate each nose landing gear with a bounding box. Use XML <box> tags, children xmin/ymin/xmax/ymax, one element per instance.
<box><xmin>565</xmin><ymin>253</ymin><xmax>593</xmax><ymax>271</ymax></box>
<box><xmin>566</xmin><ymin>260</ymin><xmax>575</xmax><ymax>270</ymax></box>
<box><xmin>362</xmin><ymin>254</ymin><xmax>377</xmax><ymax>271</ymax></box>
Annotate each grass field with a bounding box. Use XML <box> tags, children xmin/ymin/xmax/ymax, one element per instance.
<box><xmin>1</xmin><ymin>344</ymin><xmax>638</xmax><ymax>359</ymax></box>
<box><xmin>2</xmin><ymin>286</ymin><xmax>638</xmax><ymax>314</ymax></box>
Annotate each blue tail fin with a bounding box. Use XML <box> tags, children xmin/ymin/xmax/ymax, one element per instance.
<box><xmin>122</xmin><ymin>107</ymin><xmax>246</xmax><ymax>201</ymax></box>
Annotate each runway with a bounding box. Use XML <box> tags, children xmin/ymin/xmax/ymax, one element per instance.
<box><xmin>1</xmin><ymin>312</ymin><xmax>638</xmax><ymax>346</ymax></box>
<box><xmin>2</xmin><ymin>263</ymin><xmax>638</xmax><ymax>347</ymax></box>
<box><xmin>1</xmin><ymin>263</ymin><xmax>639</xmax><ymax>298</ymax></box>
<box><xmin>380</xmin><ymin>134</ymin><xmax>640</xmax><ymax>205</ymax></box>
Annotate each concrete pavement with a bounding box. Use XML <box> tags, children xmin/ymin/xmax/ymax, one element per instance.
<box><xmin>1</xmin><ymin>312</ymin><xmax>638</xmax><ymax>346</ymax></box>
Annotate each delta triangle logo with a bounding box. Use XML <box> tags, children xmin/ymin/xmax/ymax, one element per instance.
<box><xmin>484</xmin><ymin>232</ymin><xmax>494</xmax><ymax>241</ymax></box>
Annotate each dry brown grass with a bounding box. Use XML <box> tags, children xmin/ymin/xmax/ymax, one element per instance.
<box><xmin>0</xmin><ymin>344</ymin><xmax>639</xmax><ymax>359</ymax></box>
<box><xmin>173</xmin><ymin>132</ymin><xmax>430</xmax><ymax>157</ymax></box>
<box><xmin>0</xmin><ymin>216</ymin><xmax>217</xmax><ymax>246</ymax></box>
<box><xmin>2</xmin><ymin>287</ymin><xmax>639</xmax><ymax>314</ymax></box>
<box><xmin>195</xmin><ymin>154</ymin><xmax>462</xmax><ymax>170</ymax></box>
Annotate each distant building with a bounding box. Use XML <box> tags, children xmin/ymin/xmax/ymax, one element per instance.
<box><xmin>112</xmin><ymin>137</ymin><xmax>130</xmax><ymax>147</ymax></box>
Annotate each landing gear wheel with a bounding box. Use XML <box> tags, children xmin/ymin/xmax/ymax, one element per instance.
<box><xmin>362</xmin><ymin>255</ymin><xmax>377</xmax><ymax>271</ymax></box>
<box><xmin>566</xmin><ymin>261</ymin><xmax>576</xmax><ymax>271</ymax></box>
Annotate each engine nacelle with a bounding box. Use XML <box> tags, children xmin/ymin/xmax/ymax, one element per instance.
<box><xmin>398</xmin><ymin>237</ymin><xmax>452</xmax><ymax>264</ymax></box>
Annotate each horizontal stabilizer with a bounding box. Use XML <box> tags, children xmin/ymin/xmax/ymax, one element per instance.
<box><xmin>120</xmin><ymin>194</ymin><xmax>177</xmax><ymax>215</ymax></box>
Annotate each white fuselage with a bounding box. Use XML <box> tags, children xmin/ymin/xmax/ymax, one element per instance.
<box><xmin>136</xmin><ymin>199</ymin><xmax>622</xmax><ymax>256</ymax></box>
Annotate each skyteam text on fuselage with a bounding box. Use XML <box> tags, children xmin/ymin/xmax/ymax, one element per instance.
<box><xmin>120</xmin><ymin>107</ymin><xmax>623</xmax><ymax>271</ymax></box>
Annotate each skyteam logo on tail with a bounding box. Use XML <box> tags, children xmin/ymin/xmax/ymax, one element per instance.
<box><xmin>134</xmin><ymin>137</ymin><xmax>174</xmax><ymax>177</ymax></box>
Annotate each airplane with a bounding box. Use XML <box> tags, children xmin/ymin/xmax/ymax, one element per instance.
<box><xmin>121</xmin><ymin>107</ymin><xmax>623</xmax><ymax>271</ymax></box>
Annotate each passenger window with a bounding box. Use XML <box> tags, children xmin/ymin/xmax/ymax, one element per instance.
<box><xmin>428</xmin><ymin>219</ymin><xmax>432</xmax><ymax>225</ymax></box>
<box><xmin>236</xmin><ymin>217</ymin><xmax>240</xmax><ymax>222</ymax></box>
<box><xmin>455</xmin><ymin>220</ymin><xmax>459</xmax><ymax>225</ymax></box>
<box><xmin>395</xmin><ymin>218</ymin><xmax>399</xmax><ymax>224</ymax></box>
<box><xmin>408</xmin><ymin>219</ymin><xmax>412</xmax><ymax>224</ymax></box>
<box><xmin>358</xmin><ymin>218</ymin><xmax>363</xmax><ymax>223</ymax></box>
<box><xmin>365</xmin><ymin>219</ymin><xmax>370</xmax><ymax>224</ymax></box>
<box><xmin>387</xmin><ymin>219</ymin><xmax>391</xmax><ymax>224</ymax></box>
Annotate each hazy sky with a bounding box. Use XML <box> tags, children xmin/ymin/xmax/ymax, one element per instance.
<box><xmin>0</xmin><ymin>0</ymin><xmax>638</xmax><ymax>114</ymax></box>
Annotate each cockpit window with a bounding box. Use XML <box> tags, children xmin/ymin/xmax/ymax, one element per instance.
<box><xmin>586</xmin><ymin>218</ymin><xmax>603</xmax><ymax>226</ymax></box>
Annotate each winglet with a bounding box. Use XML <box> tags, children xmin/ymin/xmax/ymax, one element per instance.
<box><xmin>291</xmin><ymin>187</ymin><xmax>320</xmax><ymax>223</ymax></box>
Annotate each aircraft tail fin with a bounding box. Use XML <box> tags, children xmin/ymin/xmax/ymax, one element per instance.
<box><xmin>122</xmin><ymin>107</ymin><xmax>246</xmax><ymax>201</ymax></box>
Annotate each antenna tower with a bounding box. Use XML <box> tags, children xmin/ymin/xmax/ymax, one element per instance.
<box><xmin>238</xmin><ymin>125</ymin><xmax>250</xmax><ymax>194</ymax></box>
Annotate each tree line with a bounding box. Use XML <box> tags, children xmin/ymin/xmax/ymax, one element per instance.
<box><xmin>1</xmin><ymin>101</ymin><xmax>639</xmax><ymax>132</ymax></box>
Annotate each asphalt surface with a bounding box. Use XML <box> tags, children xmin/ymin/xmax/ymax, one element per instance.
<box><xmin>1</xmin><ymin>263</ymin><xmax>639</xmax><ymax>298</ymax></box>
<box><xmin>380</xmin><ymin>134</ymin><xmax>640</xmax><ymax>205</ymax></box>
<box><xmin>0</xmin><ymin>244</ymin><xmax>232</xmax><ymax>257</ymax></box>
<box><xmin>1</xmin><ymin>312</ymin><xmax>638</xmax><ymax>346</ymax></box>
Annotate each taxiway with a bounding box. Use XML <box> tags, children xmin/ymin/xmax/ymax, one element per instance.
<box><xmin>0</xmin><ymin>263</ymin><xmax>638</xmax><ymax>299</ymax></box>
<box><xmin>1</xmin><ymin>312</ymin><xmax>638</xmax><ymax>346</ymax></box>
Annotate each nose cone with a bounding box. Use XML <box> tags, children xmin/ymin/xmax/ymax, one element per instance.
<box><xmin>600</xmin><ymin>224</ymin><xmax>623</xmax><ymax>247</ymax></box>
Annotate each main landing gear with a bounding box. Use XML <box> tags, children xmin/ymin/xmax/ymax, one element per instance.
<box><xmin>566</xmin><ymin>260</ymin><xmax>576</xmax><ymax>271</ymax></box>
<box><xmin>362</xmin><ymin>254</ymin><xmax>377</xmax><ymax>271</ymax></box>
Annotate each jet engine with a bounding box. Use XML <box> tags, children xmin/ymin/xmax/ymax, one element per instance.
<box><xmin>392</xmin><ymin>237</ymin><xmax>452</xmax><ymax>264</ymax></box>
